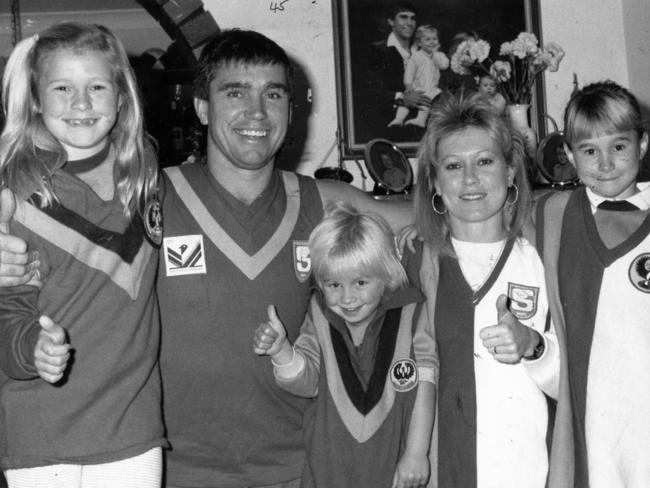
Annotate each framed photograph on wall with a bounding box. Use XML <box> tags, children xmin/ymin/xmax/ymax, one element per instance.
<box><xmin>332</xmin><ymin>0</ymin><xmax>543</xmax><ymax>158</ymax></box>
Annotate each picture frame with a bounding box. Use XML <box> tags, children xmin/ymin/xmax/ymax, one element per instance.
<box><xmin>332</xmin><ymin>0</ymin><xmax>543</xmax><ymax>158</ymax></box>
<box><xmin>536</xmin><ymin>131</ymin><xmax>579</xmax><ymax>187</ymax></box>
<box><xmin>364</xmin><ymin>139</ymin><xmax>413</xmax><ymax>195</ymax></box>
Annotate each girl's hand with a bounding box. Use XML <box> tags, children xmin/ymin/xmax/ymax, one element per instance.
<box><xmin>392</xmin><ymin>451</ymin><xmax>430</xmax><ymax>488</ymax></box>
<box><xmin>34</xmin><ymin>315</ymin><xmax>70</xmax><ymax>384</ymax></box>
<box><xmin>253</xmin><ymin>305</ymin><xmax>288</xmax><ymax>357</ymax></box>
<box><xmin>479</xmin><ymin>294</ymin><xmax>541</xmax><ymax>364</ymax></box>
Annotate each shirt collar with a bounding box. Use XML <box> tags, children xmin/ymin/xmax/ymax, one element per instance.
<box><xmin>586</xmin><ymin>181</ymin><xmax>650</xmax><ymax>213</ymax></box>
<box><xmin>387</xmin><ymin>32</ymin><xmax>411</xmax><ymax>62</ymax></box>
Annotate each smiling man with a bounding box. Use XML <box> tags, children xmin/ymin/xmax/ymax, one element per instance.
<box><xmin>357</xmin><ymin>1</ymin><xmax>430</xmax><ymax>142</ymax></box>
<box><xmin>157</xmin><ymin>30</ymin><xmax>412</xmax><ymax>488</ymax></box>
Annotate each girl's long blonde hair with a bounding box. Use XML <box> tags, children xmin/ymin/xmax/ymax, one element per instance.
<box><xmin>0</xmin><ymin>21</ymin><xmax>158</xmax><ymax>218</ymax></box>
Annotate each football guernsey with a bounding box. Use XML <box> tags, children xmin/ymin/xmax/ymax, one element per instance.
<box><xmin>556</xmin><ymin>187</ymin><xmax>650</xmax><ymax>488</ymax></box>
<box><xmin>276</xmin><ymin>284</ymin><xmax>428</xmax><ymax>488</ymax></box>
<box><xmin>435</xmin><ymin>237</ymin><xmax>558</xmax><ymax>488</ymax></box>
<box><xmin>0</xmin><ymin>161</ymin><xmax>164</xmax><ymax>469</ymax></box>
<box><xmin>158</xmin><ymin>164</ymin><xmax>323</xmax><ymax>487</ymax></box>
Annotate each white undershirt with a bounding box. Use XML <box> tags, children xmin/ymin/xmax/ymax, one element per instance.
<box><xmin>451</xmin><ymin>238</ymin><xmax>507</xmax><ymax>291</ymax></box>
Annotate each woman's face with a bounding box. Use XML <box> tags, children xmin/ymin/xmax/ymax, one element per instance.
<box><xmin>434</xmin><ymin>127</ymin><xmax>514</xmax><ymax>242</ymax></box>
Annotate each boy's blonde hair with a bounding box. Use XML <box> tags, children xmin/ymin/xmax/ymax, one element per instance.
<box><xmin>414</xmin><ymin>94</ymin><xmax>531</xmax><ymax>255</ymax></box>
<box><xmin>0</xmin><ymin>21</ymin><xmax>158</xmax><ymax>218</ymax></box>
<box><xmin>564</xmin><ymin>80</ymin><xmax>646</xmax><ymax>147</ymax></box>
<box><xmin>309</xmin><ymin>202</ymin><xmax>408</xmax><ymax>292</ymax></box>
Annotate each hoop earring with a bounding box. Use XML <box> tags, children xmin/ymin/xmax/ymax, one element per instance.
<box><xmin>431</xmin><ymin>193</ymin><xmax>447</xmax><ymax>214</ymax></box>
<box><xmin>505</xmin><ymin>184</ymin><xmax>519</xmax><ymax>206</ymax></box>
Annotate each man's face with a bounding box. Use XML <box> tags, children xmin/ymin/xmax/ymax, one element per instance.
<box><xmin>194</xmin><ymin>61</ymin><xmax>290</xmax><ymax>173</ymax></box>
<box><xmin>388</xmin><ymin>10</ymin><xmax>416</xmax><ymax>43</ymax></box>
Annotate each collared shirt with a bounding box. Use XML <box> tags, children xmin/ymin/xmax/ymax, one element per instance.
<box><xmin>586</xmin><ymin>181</ymin><xmax>650</xmax><ymax>212</ymax></box>
<box><xmin>386</xmin><ymin>31</ymin><xmax>411</xmax><ymax>66</ymax></box>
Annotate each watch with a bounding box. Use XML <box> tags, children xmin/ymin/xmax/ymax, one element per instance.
<box><xmin>523</xmin><ymin>333</ymin><xmax>545</xmax><ymax>360</ymax></box>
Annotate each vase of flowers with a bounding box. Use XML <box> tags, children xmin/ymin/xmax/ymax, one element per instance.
<box><xmin>450</xmin><ymin>32</ymin><xmax>565</xmax><ymax>155</ymax></box>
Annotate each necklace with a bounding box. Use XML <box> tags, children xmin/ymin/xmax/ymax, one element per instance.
<box><xmin>451</xmin><ymin>237</ymin><xmax>509</xmax><ymax>304</ymax></box>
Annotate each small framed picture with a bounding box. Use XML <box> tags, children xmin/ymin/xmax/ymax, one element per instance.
<box><xmin>364</xmin><ymin>139</ymin><xmax>413</xmax><ymax>194</ymax></box>
<box><xmin>536</xmin><ymin>131</ymin><xmax>579</xmax><ymax>186</ymax></box>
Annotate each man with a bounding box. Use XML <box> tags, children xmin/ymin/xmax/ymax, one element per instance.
<box><xmin>356</xmin><ymin>1</ymin><xmax>430</xmax><ymax>143</ymax></box>
<box><xmin>0</xmin><ymin>30</ymin><xmax>412</xmax><ymax>488</ymax></box>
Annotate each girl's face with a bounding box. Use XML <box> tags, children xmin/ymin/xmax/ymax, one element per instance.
<box><xmin>418</xmin><ymin>32</ymin><xmax>440</xmax><ymax>54</ymax></box>
<box><xmin>37</xmin><ymin>48</ymin><xmax>121</xmax><ymax>160</ymax></box>
<box><xmin>566</xmin><ymin>129</ymin><xmax>648</xmax><ymax>199</ymax></box>
<box><xmin>321</xmin><ymin>271</ymin><xmax>385</xmax><ymax>329</ymax></box>
<box><xmin>434</xmin><ymin>127</ymin><xmax>514</xmax><ymax>242</ymax></box>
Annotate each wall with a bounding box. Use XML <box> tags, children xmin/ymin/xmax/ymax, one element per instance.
<box><xmin>202</xmin><ymin>0</ymin><xmax>650</xmax><ymax>186</ymax></box>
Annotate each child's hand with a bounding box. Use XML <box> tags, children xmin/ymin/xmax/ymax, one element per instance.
<box><xmin>34</xmin><ymin>315</ymin><xmax>70</xmax><ymax>383</ymax></box>
<box><xmin>253</xmin><ymin>305</ymin><xmax>288</xmax><ymax>357</ymax></box>
<box><xmin>479</xmin><ymin>294</ymin><xmax>540</xmax><ymax>364</ymax></box>
<box><xmin>392</xmin><ymin>450</ymin><xmax>430</xmax><ymax>488</ymax></box>
<box><xmin>396</xmin><ymin>225</ymin><xmax>420</xmax><ymax>255</ymax></box>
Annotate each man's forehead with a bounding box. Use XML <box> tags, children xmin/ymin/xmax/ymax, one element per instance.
<box><xmin>212</xmin><ymin>61</ymin><xmax>288</xmax><ymax>84</ymax></box>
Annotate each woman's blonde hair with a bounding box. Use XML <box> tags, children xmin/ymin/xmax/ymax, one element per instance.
<box><xmin>0</xmin><ymin>21</ymin><xmax>157</xmax><ymax>218</ymax></box>
<box><xmin>414</xmin><ymin>94</ymin><xmax>531</xmax><ymax>255</ymax></box>
<box><xmin>309</xmin><ymin>202</ymin><xmax>408</xmax><ymax>293</ymax></box>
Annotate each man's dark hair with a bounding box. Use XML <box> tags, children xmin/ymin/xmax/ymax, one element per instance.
<box><xmin>386</xmin><ymin>1</ymin><xmax>417</xmax><ymax>20</ymax></box>
<box><xmin>193</xmin><ymin>29</ymin><xmax>294</xmax><ymax>100</ymax></box>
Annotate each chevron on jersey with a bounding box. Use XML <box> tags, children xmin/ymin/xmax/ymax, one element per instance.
<box><xmin>310</xmin><ymin>295</ymin><xmax>416</xmax><ymax>442</ymax></box>
<box><xmin>165</xmin><ymin>167</ymin><xmax>301</xmax><ymax>281</ymax></box>
<box><xmin>13</xmin><ymin>199</ymin><xmax>153</xmax><ymax>299</ymax></box>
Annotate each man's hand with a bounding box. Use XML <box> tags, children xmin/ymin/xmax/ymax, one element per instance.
<box><xmin>402</xmin><ymin>88</ymin><xmax>431</xmax><ymax>111</ymax></box>
<box><xmin>0</xmin><ymin>189</ymin><xmax>39</xmax><ymax>286</ymax></box>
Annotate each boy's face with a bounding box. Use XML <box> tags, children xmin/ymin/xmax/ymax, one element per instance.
<box><xmin>419</xmin><ymin>32</ymin><xmax>439</xmax><ymax>53</ymax></box>
<box><xmin>320</xmin><ymin>272</ymin><xmax>385</xmax><ymax>329</ymax></box>
<box><xmin>566</xmin><ymin>130</ymin><xmax>648</xmax><ymax>199</ymax></box>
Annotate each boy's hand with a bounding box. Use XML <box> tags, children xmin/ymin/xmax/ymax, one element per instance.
<box><xmin>479</xmin><ymin>294</ymin><xmax>539</xmax><ymax>364</ymax></box>
<box><xmin>253</xmin><ymin>305</ymin><xmax>288</xmax><ymax>357</ymax></box>
<box><xmin>392</xmin><ymin>451</ymin><xmax>430</xmax><ymax>488</ymax></box>
<box><xmin>395</xmin><ymin>225</ymin><xmax>419</xmax><ymax>255</ymax></box>
<box><xmin>34</xmin><ymin>315</ymin><xmax>70</xmax><ymax>384</ymax></box>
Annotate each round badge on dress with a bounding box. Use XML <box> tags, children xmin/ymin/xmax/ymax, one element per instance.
<box><xmin>390</xmin><ymin>358</ymin><xmax>418</xmax><ymax>392</ymax></box>
<box><xmin>144</xmin><ymin>198</ymin><xmax>163</xmax><ymax>246</ymax></box>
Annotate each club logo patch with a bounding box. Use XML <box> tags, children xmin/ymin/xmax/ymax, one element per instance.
<box><xmin>390</xmin><ymin>358</ymin><xmax>418</xmax><ymax>392</ymax></box>
<box><xmin>163</xmin><ymin>235</ymin><xmax>206</xmax><ymax>276</ymax></box>
<box><xmin>293</xmin><ymin>241</ymin><xmax>311</xmax><ymax>282</ymax></box>
<box><xmin>507</xmin><ymin>283</ymin><xmax>539</xmax><ymax>320</ymax></box>
<box><xmin>143</xmin><ymin>198</ymin><xmax>163</xmax><ymax>246</ymax></box>
<box><xmin>629</xmin><ymin>253</ymin><xmax>650</xmax><ymax>293</ymax></box>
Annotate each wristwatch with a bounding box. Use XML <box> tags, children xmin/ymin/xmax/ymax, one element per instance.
<box><xmin>523</xmin><ymin>332</ymin><xmax>545</xmax><ymax>360</ymax></box>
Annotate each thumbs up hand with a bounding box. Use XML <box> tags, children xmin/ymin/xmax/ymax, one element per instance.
<box><xmin>253</xmin><ymin>305</ymin><xmax>293</xmax><ymax>365</ymax></box>
<box><xmin>0</xmin><ymin>188</ymin><xmax>40</xmax><ymax>286</ymax></box>
<box><xmin>478</xmin><ymin>294</ymin><xmax>540</xmax><ymax>364</ymax></box>
<box><xmin>34</xmin><ymin>315</ymin><xmax>71</xmax><ymax>384</ymax></box>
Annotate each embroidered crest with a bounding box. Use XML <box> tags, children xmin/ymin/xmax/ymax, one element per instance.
<box><xmin>293</xmin><ymin>240</ymin><xmax>311</xmax><ymax>282</ymax></box>
<box><xmin>507</xmin><ymin>283</ymin><xmax>539</xmax><ymax>320</ymax></box>
<box><xmin>390</xmin><ymin>358</ymin><xmax>418</xmax><ymax>392</ymax></box>
<box><xmin>629</xmin><ymin>253</ymin><xmax>650</xmax><ymax>293</ymax></box>
<box><xmin>143</xmin><ymin>198</ymin><xmax>163</xmax><ymax>246</ymax></box>
<box><xmin>163</xmin><ymin>235</ymin><xmax>206</xmax><ymax>276</ymax></box>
